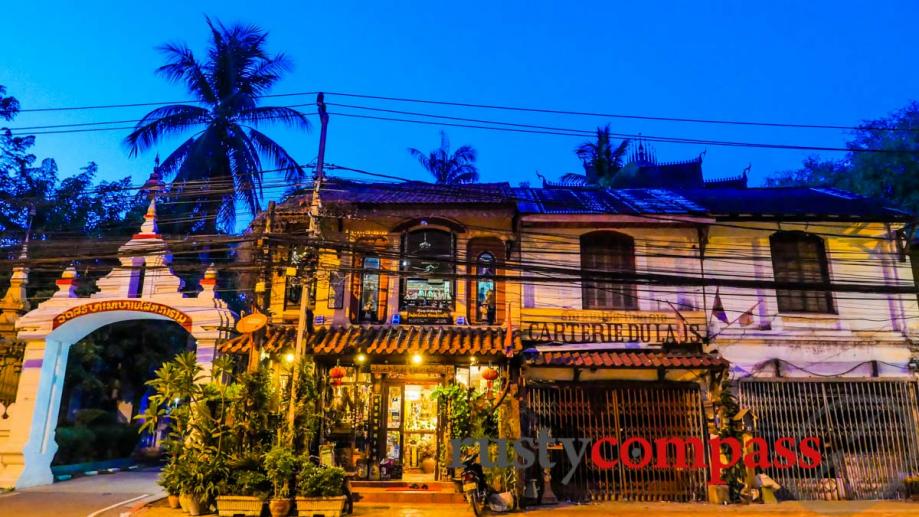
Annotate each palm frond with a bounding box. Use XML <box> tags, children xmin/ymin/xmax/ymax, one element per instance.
<box><xmin>156</xmin><ymin>43</ymin><xmax>216</xmax><ymax>104</ymax></box>
<box><xmin>247</xmin><ymin>127</ymin><xmax>306</xmax><ymax>183</ymax></box>
<box><xmin>239</xmin><ymin>106</ymin><xmax>310</xmax><ymax>129</ymax></box>
<box><xmin>124</xmin><ymin>105</ymin><xmax>209</xmax><ymax>156</ymax></box>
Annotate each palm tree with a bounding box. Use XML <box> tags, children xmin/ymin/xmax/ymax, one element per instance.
<box><xmin>559</xmin><ymin>125</ymin><xmax>630</xmax><ymax>186</ymax></box>
<box><xmin>408</xmin><ymin>131</ymin><xmax>479</xmax><ymax>184</ymax></box>
<box><xmin>125</xmin><ymin>18</ymin><xmax>308</xmax><ymax>234</ymax></box>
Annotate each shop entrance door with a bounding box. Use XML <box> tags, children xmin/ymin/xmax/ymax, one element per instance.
<box><xmin>383</xmin><ymin>382</ymin><xmax>439</xmax><ymax>480</ymax></box>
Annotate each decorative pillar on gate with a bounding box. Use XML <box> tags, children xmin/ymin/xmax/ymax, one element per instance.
<box><xmin>0</xmin><ymin>182</ymin><xmax>235</xmax><ymax>489</ymax></box>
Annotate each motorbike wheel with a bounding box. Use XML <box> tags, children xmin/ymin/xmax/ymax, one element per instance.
<box><xmin>467</xmin><ymin>490</ymin><xmax>487</xmax><ymax>516</ymax></box>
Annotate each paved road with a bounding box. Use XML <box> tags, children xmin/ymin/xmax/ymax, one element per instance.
<box><xmin>135</xmin><ymin>499</ymin><xmax>919</xmax><ymax>517</ymax></box>
<box><xmin>0</xmin><ymin>468</ymin><xmax>163</xmax><ymax>517</ymax></box>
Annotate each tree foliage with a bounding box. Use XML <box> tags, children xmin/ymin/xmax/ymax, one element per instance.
<box><xmin>125</xmin><ymin>18</ymin><xmax>308</xmax><ymax>235</ymax></box>
<box><xmin>408</xmin><ymin>131</ymin><xmax>479</xmax><ymax>184</ymax></box>
<box><xmin>766</xmin><ymin>101</ymin><xmax>919</xmax><ymax>215</ymax></box>
<box><xmin>0</xmin><ymin>85</ymin><xmax>145</xmax><ymax>302</ymax></box>
<box><xmin>559</xmin><ymin>125</ymin><xmax>630</xmax><ymax>186</ymax></box>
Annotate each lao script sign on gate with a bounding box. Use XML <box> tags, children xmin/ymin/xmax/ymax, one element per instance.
<box><xmin>52</xmin><ymin>300</ymin><xmax>193</xmax><ymax>331</ymax></box>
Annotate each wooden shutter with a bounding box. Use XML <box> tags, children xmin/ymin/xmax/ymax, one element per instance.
<box><xmin>349</xmin><ymin>253</ymin><xmax>362</xmax><ymax>323</ymax></box>
<box><xmin>377</xmin><ymin>258</ymin><xmax>391</xmax><ymax>323</ymax></box>
<box><xmin>581</xmin><ymin>232</ymin><xmax>636</xmax><ymax>310</ymax></box>
<box><xmin>771</xmin><ymin>232</ymin><xmax>833</xmax><ymax>313</ymax></box>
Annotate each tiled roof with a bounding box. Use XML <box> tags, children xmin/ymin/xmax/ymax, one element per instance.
<box><xmin>319</xmin><ymin>180</ymin><xmax>515</xmax><ymax>206</ymax></box>
<box><xmin>528</xmin><ymin>350</ymin><xmax>728</xmax><ymax>369</ymax></box>
<box><xmin>219</xmin><ymin>324</ymin><xmax>522</xmax><ymax>357</ymax></box>
<box><xmin>514</xmin><ymin>186</ymin><xmax>911</xmax><ymax>220</ymax></box>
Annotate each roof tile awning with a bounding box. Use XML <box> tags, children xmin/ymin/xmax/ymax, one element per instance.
<box><xmin>219</xmin><ymin>324</ymin><xmax>522</xmax><ymax>357</ymax></box>
<box><xmin>529</xmin><ymin>350</ymin><xmax>728</xmax><ymax>369</ymax></box>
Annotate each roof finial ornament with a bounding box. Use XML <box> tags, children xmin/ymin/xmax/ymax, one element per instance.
<box><xmin>742</xmin><ymin>163</ymin><xmax>751</xmax><ymax>177</ymax></box>
<box><xmin>141</xmin><ymin>155</ymin><xmax>165</xmax><ymax>202</ymax></box>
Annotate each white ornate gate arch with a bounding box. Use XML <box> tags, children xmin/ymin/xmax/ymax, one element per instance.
<box><xmin>0</xmin><ymin>199</ymin><xmax>234</xmax><ymax>488</ymax></box>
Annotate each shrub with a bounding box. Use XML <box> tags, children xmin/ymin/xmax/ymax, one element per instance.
<box><xmin>264</xmin><ymin>445</ymin><xmax>298</xmax><ymax>498</ymax></box>
<box><xmin>297</xmin><ymin>462</ymin><xmax>345</xmax><ymax>498</ymax></box>
<box><xmin>53</xmin><ymin>423</ymin><xmax>140</xmax><ymax>465</ymax></box>
<box><xmin>53</xmin><ymin>426</ymin><xmax>96</xmax><ymax>465</ymax></box>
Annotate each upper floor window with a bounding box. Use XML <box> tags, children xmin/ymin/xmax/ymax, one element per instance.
<box><xmin>468</xmin><ymin>237</ymin><xmax>505</xmax><ymax>324</ymax></box>
<box><xmin>358</xmin><ymin>256</ymin><xmax>382</xmax><ymax>323</ymax></box>
<box><xmin>580</xmin><ymin>231</ymin><xmax>637</xmax><ymax>310</ymax></box>
<box><xmin>401</xmin><ymin>229</ymin><xmax>455</xmax><ymax>319</ymax></box>
<box><xmin>770</xmin><ymin>231</ymin><xmax>834</xmax><ymax>313</ymax></box>
<box><xmin>475</xmin><ymin>252</ymin><xmax>497</xmax><ymax>324</ymax></box>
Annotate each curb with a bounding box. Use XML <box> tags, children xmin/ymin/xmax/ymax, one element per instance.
<box><xmin>129</xmin><ymin>494</ymin><xmax>167</xmax><ymax>514</ymax></box>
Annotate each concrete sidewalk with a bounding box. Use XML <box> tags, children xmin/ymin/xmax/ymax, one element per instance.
<box><xmin>133</xmin><ymin>499</ymin><xmax>919</xmax><ymax>517</ymax></box>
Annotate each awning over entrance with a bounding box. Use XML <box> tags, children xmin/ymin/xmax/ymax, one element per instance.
<box><xmin>528</xmin><ymin>350</ymin><xmax>728</xmax><ymax>369</ymax></box>
<box><xmin>220</xmin><ymin>324</ymin><xmax>522</xmax><ymax>357</ymax></box>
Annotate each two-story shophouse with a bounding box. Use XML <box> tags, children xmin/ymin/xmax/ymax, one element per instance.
<box><xmin>689</xmin><ymin>187</ymin><xmax>919</xmax><ymax>501</ymax></box>
<box><xmin>513</xmin><ymin>182</ymin><xmax>919</xmax><ymax>503</ymax></box>
<box><xmin>221</xmin><ymin>179</ymin><xmax>522</xmax><ymax>482</ymax></box>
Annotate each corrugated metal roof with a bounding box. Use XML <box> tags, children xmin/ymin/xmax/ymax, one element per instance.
<box><xmin>514</xmin><ymin>186</ymin><xmax>911</xmax><ymax>220</ymax></box>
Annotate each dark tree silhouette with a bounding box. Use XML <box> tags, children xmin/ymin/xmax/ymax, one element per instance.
<box><xmin>560</xmin><ymin>125</ymin><xmax>630</xmax><ymax>186</ymax></box>
<box><xmin>125</xmin><ymin>18</ymin><xmax>308</xmax><ymax>234</ymax></box>
<box><xmin>408</xmin><ymin>131</ymin><xmax>479</xmax><ymax>184</ymax></box>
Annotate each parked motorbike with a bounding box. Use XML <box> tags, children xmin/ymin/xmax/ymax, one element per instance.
<box><xmin>460</xmin><ymin>452</ymin><xmax>493</xmax><ymax>516</ymax></box>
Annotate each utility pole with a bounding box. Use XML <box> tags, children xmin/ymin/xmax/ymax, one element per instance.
<box><xmin>287</xmin><ymin>92</ymin><xmax>329</xmax><ymax>444</ymax></box>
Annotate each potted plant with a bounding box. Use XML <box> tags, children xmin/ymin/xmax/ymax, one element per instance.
<box><xmin>264</xmin><ymin>445</ymin><xmax>299</xmax><ymax>517</ymax></box>
<box><xmin>216</xmin><ymin>469</ymin><xmax>270</xmax><ymax>516</ymax></box>
<box><xmin>295</xmin><ymin>462</ymin><xmax>347</xmax><ymax>517</ymax></box>
<box><xmin>159</xmin><ymin>461</ymin><xmax>182</xmax><ymax>509</ymax></box>
<box><xmin>419</xmin><ymin>442</ymin><xmax>437</xmax><ymax>474</ymax></box>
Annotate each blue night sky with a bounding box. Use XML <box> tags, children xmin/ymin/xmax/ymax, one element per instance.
<box><xmin>2</xmin><ymin>1</ymin><xmax>918</xmax><ymax>223</ymax></box>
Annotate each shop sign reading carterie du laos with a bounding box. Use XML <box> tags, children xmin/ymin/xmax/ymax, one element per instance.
<box><xmin>53</xmin><ymin>300</ymin><xmax>193</xmax><ymax>331</ymax></box>
<box><xmin>521</xmin><ymin>308</ymin><xmax>705</xmax><ymax>345</ymax></box>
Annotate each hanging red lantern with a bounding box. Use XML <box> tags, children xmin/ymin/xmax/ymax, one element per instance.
<box><xmin>329</xmin><ymin>362</ymin><xmax>346</xmax><ymax>387</ymax></box>
<box><xmin>481</xmin><ymin>366</ymin><xmax>499</xmax><ymax>390</ymax></box>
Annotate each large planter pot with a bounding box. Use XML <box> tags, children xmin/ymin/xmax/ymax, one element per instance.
<box><xmin>421</xmin><ymin>456</ymin><xmax>436</xmax><ymax>474</ymax></box>
<box><xmin>295</xmin><ymin>496</ymin><xmax>346</xmax><ymax>517</ymax></box>
<box><xmin>217</xmin><ymin>495</ymin><xmax>266</xmax><ymax>516</ymax></box>
<box><xmin>269</xmin><ymin>498</ymin><xmax>292</xmax><ymax>517</ymax></box>
<box><xmin>167</xmin><ymin>494</ymin><xmax>181</xmax><ymax>509</ymax></box>
<box><xmin>179</xmin><ymin>493</ymin><xmax>190</xmax><ymax>513</ymax></box>
<box><xmin>186</xmin><ymin>495</ymin><xmax>205</xmax><ymax>516</ymax></box>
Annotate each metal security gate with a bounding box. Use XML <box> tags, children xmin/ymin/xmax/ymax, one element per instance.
<box><xmin>524</xmin><ymin>382</ymin><xmax>708</xmax><ymax>502</ymax></box>
<box><xmin>738</xmin><ymin>379</ymin><xmax>919</xmax><ymax>500</ymax></box>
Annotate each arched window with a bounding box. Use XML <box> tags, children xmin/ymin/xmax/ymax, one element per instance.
<box><xmin>770</xmin><ymin>231</ymin><xmax>834</xmax><ymax>313</ymax></box>
<box><xmin>358</xmin><ymin>256</ymin><xmax>381</xmax><ymax>323</ymax></box>
<box><xmin>400</xmin><ymin>229</ymin><xmax>455</xmax><ymax>322</ymax></box>
<box><xmin>476</xmin><ymin>252</ymin><xmax>497</xmax><ymax>324</ymax></box>
<box><xmin>580</xmin><ymin>231</ymin><xmax>637</xmax><ymax>310</ymax></box>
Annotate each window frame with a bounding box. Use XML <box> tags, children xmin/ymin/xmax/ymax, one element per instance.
<box><xmin>399</xmin><ymin>228</ymin><xmax>456</xmax><ymax>315</ymax></box>
<box><xmin>580</xmin><ymin>231</ymin><xmax>638</xmax><ymax>310</ymax></box>
<box><xmin>769</xmin><ymin>231</ymin><xmax>835</xmax><ymax>314</ymax></box>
